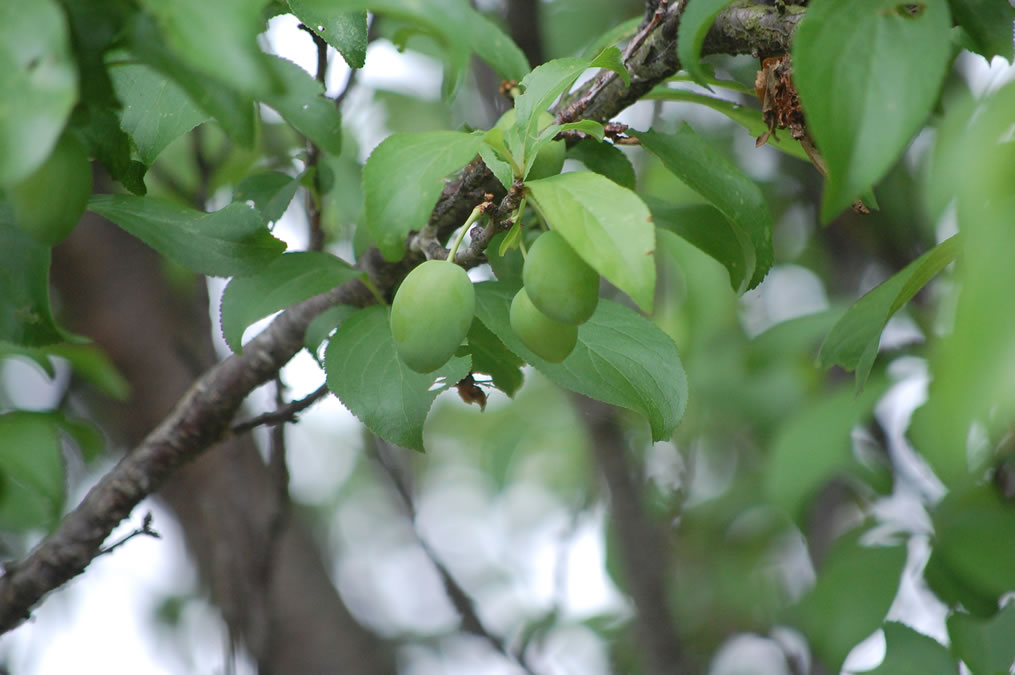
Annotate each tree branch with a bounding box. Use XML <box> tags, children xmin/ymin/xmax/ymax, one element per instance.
<box><xmin>0</xmin><ymin>3</ymin><xmax>803</xmax><ymax>635</ymax></box>
<box><xmin>579</xmin><ymin>397</ymin><xmax>685</xmax><ymax>675</ymax></box>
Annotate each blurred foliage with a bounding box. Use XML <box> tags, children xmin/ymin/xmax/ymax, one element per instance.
<box><xmin>1</xmin><ymin>0</ymin><xmax>1014</xmax><ymax>673</ymax></box>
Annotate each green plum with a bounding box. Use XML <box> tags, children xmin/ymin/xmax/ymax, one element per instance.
<box><xmin>523</xmin><ymin>230</ymin><xmax>599</xmax><ymax>325</ymax></box>
<box><xmin>390</xmin><ymin>260</ymin><xmax>475</xmax><ymax>373</ymax></box>
<box><xmin>494</xmin><ymin>108</ymin><xmax>566</xmax><ymax>180</ymax></box>
<box><xmin>510</xmin><ymin>288</ymin><xmax>578</xmax><ymax>363</ymax></box>
<box><xmin>9</xmin><ymin>133</ymin><xmax>92</xmax><ymax>246</ymax></box>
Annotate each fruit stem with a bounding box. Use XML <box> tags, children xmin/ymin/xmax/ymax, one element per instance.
<box><xmin>360</xmin><ymin>276</ymin><xmax>388</xmax><ymax>306</ymax></box>
<box><xmin>446</xmin><ymin>205</ymin><xmax>483</xmax><ymax>263</ymax></box>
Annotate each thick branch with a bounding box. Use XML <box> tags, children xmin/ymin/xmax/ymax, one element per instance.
<box><xmin>0</xmin><ymin>2</ymin><xmax>802</xmax><ymax>634</ymax></box>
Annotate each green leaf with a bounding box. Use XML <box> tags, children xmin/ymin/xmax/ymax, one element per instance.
<box><xmin>137</xmin><ymin>0</ymin><xmax>277</xmax><ymax>97</ymax></box>
<box><xmin>582</xmin><ymin>15</ymin><xmax>641</xmax><ymax>58</ymax></box>
<box><xmin>514</xmin><ymin>48</ymin><xmax>625</xmax><ymax>151</ymax></box>
<box><xmin>0</xmin><ymin>217</ymin><xmax>67</xmax><ymax>346</ymax></box>
<box><xmin>642</xmin><ymin>87</ymin><xmax>810</xmax><ymax>162</ymax></box>
<box><xmin>909</xmin><ymin>82</ymin><xmax>1015</xmax><ymax>485</ymax></box>
<box><xmin>793</xmin><ymin>0</ymin><xmax>952</xmax><ymax>221</ymax></box>
<box><xmin>234</xmin><ymin>171</ymin><xmax>303</xmax><ymax>223</ymax></box>
<box><xmin>947</xmin><ymin>603</ymin><xmax>1015</xmax><ymax>675</ymax></box>
<box><xmin>478</xmin><ymin>141</ymin><xmax>514</xmax><ymax>190</ymax></box>
<box><xmin>763</xmin><ymin>380</ymin><xmax>888</xmax><ymax>522</ymax></box>
<box><xmin>819</xmin><ymin>235</ymin><xmax>960</xmax><ymax>391</ymax></box>
<box><xmin>947</xmin><ymin>0</ymin><xmax>1015</xmax><ymax>62</ymax></box>
<box><xmin>924</xmin><ymin>549</ymin><xmax>999</xmax><ymax>618</ymax></box>
<box><xmin>514</xmin><ymin>57</ymin><xmax>592</xmax><ymax>137</ymax></box>
<box><xmin>220</xmin><ymin>251</ymin><xmax>361</xmax><ymax>353</ymax></box>
<box><xmin>287</xmin><ymin>2</ymin><xmax>367</xmax><ymax>68</ymax></box>
<box><xmin>128</xmin><ymin>14</ymin><xmax>257</xmax><ymax>147</ymax></box>
<box><xmin>363</xmin><ymin>131</ymin><xmax>483</xmax><ymax>261</ymax></box>
<box><xmin>934</xmin><ymin>486</ymin><xmax>1015</xmax><ymax>601</ymax></box>
<box><xmin>0</xmin><ymin>412</ymin><xmax>66</xmax><ymax>531</ymax></box>
<box><xmin>790</xmin><ymin>530</ymin><xmax>907</xmax><ymax>673</ymax></box>
<box><xmin>88</xmin><ymin>194</ymin><xmax>286</xmax><ymax>277</ymax></box>
<box><xmin>466</xmin><ymin>320</ymin><xmax>524</xmax><ymax>397</ymax></box>
<box><xmin>72</xmin><ymin>103</ymin><xmax>148</xmax><ymax>195</ymax></box>
<box><xmin>262</xmin><ymin>55</ymin><xmax>343</xmax><ymax>156</ymax></box>
<box><xmin>525</xmin><ymin>171</ymin><xmax>655</xmax><ymax>313</ymax></box>
<box><xmin>634</xmin><ymin>126</ymin><xmax>773</xmax><ymax>292</ymax></box>
<box><xmin>649</xmin><ymin>201</ymin><xmax>753</xmax><ymax>295</ymax></box>
<box><xmin>306</xmin><ymin>0</ymin><xmax>528</xmax><ymax>82</ymax></box>
<box><xmin>324</xmin><ymin>306</ymin><xmax>471</xmax><ymax>451</ymax></box>
<box><xmin>858</xmin><ymin>623</ymin><xmax>955</xmax><ymax>675</ymax></box>
<box><xmin>664</xmin><ymin>66</ymin><xmax>754</xmax><ymax>95</ymax></box>
<box><xmin>49</xmin><ymin>343</ymin><xmax>130</xmax><ymax>400</ymax></box>
<box><xmin>108</xmin><ymin>60</ymin><xmax>210</xmax><ymax>165</ymax></box>
<box><xmin>567</xmin><ymin>138</ymin><xmax>636</xmax><ymax>190</ymax></box>
<box><xmin>474</xmin><ymin>282</ymin><xmax>686</xmax><ymax>442</ymax></box>
<box><xmin>305</xmin><ymin>304</ymin><xmax>358</xmax><ymax>359</ymax></box>
<box><xmin>0</xmin><ymin>341</ymin><xmax>130</xmax><ymax>401</ymax></box>
<box><xmin>0</xmin><ymin>0</ymin><xmax>78</xmax><ymax>186</ymax></box>
<box><xmin>55</xmin><ymin>414</ymin><xmax>106</xmax><ymax>463</ymax></box>
<box><xmin>676</xmin><ymin>0</ymin><xmax>736</xmax><ymax>87</ymax></box>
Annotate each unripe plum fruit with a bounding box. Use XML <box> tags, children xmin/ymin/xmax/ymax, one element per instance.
<box><xmin>523</xmin><ymin>230</ymin><xmax>599</xmax><ymax>325</ymax></box>
<box><xmin>9</xmin><ymin>133</ymin><xmax>92</xmax><ymax>246</ymax></box>
<box><xmin>390</xmin><ymin>260</ymin><xmax>475</xmax><ymax>373</ymax></box>
<box><xmin>510</xmin><ymin>288</ymin><xmax>577</xmax><ymax>363</ymax></box>
<box><xmin>495</xmin><ymin>109</ymin><xmax>565</xmax><ymax>180</ymax></box>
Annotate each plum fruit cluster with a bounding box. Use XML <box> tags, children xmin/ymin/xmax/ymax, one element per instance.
<box><xmin>510</xmin><ymin>230</ymin><xmax>598</xmax><ymax>363</ymax></box>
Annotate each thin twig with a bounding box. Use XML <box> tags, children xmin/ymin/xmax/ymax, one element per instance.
<box><xmin>231</xmin><ymin>383</ymin><xmax>330</xmax><ymax>435</ymax></box>
<box><xmin>369</xmin><ymin>436</ymin><xmax>536</xmax><ymax>675</ymax></box>
<box><xmin>96</xmin><ymin>512</ymin><xmax>160</xmax><ymax>557</ymax></box>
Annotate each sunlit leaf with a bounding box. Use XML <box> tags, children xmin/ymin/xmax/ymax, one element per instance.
<box><xmin>526</xmin><ymin>171</ymin><xmax>655</xmax><ymax>313</ymax></box>
<box><xmin>363</xmin><ymin>131</ymin><xmax>483</xmax><ymax>261</ymax></box>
